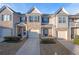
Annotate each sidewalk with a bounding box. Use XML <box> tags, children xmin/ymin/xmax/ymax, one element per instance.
<box><xmin>57</xmin><ymin>40</ymin><xmax>79</xmax><ymax>55</ymax></box>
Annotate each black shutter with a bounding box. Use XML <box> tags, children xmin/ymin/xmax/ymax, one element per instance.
<box><xmin>2</xmin><ymin>15</ymin><xmax>3</xmax><ymax>21</ymax></box>
<box><xmin>20</xmin><ymin>17</ymin><xmax>22</xmax><ymax>22</ymax></box>
<box><xmin>29</xmin><ymin>16</ymin><xmax>32</xmax><ymax>22</ymax></box>
<box><xmin>10</xmin><ymin>15</ymin><xmax>11</xmax><ymax>21</ymax></box>
<box><xmin>38</xmin><ymin>16</ymin><xmax>39</xmax><ymax>22</ymax></box>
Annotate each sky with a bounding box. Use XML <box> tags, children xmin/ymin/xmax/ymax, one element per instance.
<box><xmin>0</xmin><ymin>3</ymin><xmax>79</xmax><ymax>14</ymax></box>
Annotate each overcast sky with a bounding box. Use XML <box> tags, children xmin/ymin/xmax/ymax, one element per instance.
<box><xmin>0</xmin><ymin>3</ymin><xmax>79</xmax><ymax>14</ymax></box>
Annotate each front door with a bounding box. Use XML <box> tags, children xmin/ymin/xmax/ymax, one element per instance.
<box><xmin>17</xmin><ymin>27</ymin><xmax>26</xmax><ymax>37</ymax></box>
<box><xmin>43</xmin><ymin>28</ymin><xmax>48</xmax><ymax>36</ymax></box>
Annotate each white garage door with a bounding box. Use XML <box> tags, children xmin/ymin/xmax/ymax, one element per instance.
<box><xmin>2</xmin><ymin>29</ymin><xmax>11</xmax><ymax>37</ymax></box>
<box><xmin>77</xmin><ymin>28</ymin><xmax>79</xmax><ymax>35</ymax></box>
<box><xmin>28</xmin><ymin>29</ymin><xmax>39</xmax><ymax>38</ymax></box>
<box><xmin>58</xmin><ymin>31</ymin><xmax>67</xmax><ymax>40</ymax></box>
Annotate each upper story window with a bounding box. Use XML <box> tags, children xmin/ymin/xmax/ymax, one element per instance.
<box><xmin>29</xmin><ymin>15</ymin><xmax>39</xmax><ymax>22</ymax></box>
<box><xmin>42</xmin><ymin>17</ymin><xmax>49</xmax><ymax>24</ymax></box>
<box><xmin>63</xmin><ymin>16</ymin><xmax>66</xmax><ymax>23</ymax></box>
<box><xmin>22</xmin><ymin>17</ymin><xmax>25</xmax><ymax>22</ymax></box>
<box><xmin>58</xmin><ymin>16</ymin><xmax>66</xmax><ymax>23</ymax></box>
<box><xmin>20</xmin><ymin>17</ymin><xmax>23</xmax><ymax>22</ymax></box>
<box><xmin>2</xmin><ymin>15</ymin><xmax>11</xmax><ymax>21</ymax></box>
<box><xmin>20</xmin><ymin>16</ymin><xmax>25</xmax><ymax>22</ymax></box>
<box><xmin>59</xmin><ymin>17</ymin><xmax>62</xmax><ymax>23</ymax></box>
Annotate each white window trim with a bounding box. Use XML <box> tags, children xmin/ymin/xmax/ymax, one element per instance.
<box><xmin>29</xmin><ymin>15</ymin><xmax>39</xmax><ymax>22</ymax></box>
<box><xmin>2</xmin><ymin>15</ymin><xmax>11</xmax><ymax>21</ymax></box>
<box><xmin>58</xmin><ymin>16</ymin><xmax>66</xmax><ymax>23</ymax></box>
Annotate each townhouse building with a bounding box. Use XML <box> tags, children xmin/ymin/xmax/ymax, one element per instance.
<box><xmin>0</xmin><ymin>5</ymin><xmax>79</xmax><ymax>42</ymax></box>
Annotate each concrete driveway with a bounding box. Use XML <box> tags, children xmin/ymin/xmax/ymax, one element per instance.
<box><xmin>16</xmin><ymin>32</ymin><xmax>40</xmax><ymax>55</ymax></box>
<box><xmin>57</xmin><ymin>40</ymin><xmax>79</xmax><ymax>55</ymax></box>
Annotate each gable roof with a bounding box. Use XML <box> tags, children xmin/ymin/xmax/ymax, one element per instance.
<box><xmin>0</xmin><ymin>5</ymin><xmax>16</xmax><ymax>13</ymax></box>
<box><xmin>27</xmin><ymin>7</ymin><xmax>41</xmax><ymax>14</ymax></box>
<box><xmin>17</xmin><ymin>22</ymin><xmax>26</xmax><ymax>27</ymax></box>
<box><xmin>55</xmin><ymin>7</ymin><xmax>69</xmax><ymax>15</ymax></box>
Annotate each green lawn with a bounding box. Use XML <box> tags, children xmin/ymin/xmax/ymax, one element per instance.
<box><xmin>73</xmin><ymin>38</ymin><xmax>79</xmax><ymax>45</ymax></box>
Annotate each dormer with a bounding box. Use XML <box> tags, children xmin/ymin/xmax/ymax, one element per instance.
<box><xmin>55</xmin><ymin>7</ymin><xmax>69</xmax><ymax>28</ymax></box>
<box><xmin>0</xmin><ymin>5</ymin><xmax>15</xmax><ymax>14</ymax></box>
<box><xmin>26</xmin><ymin>7</ymin><xmax>42</xmax><ymax>23</ymax></box>
<box><xmin>55</xmin><ymin>7</ymin><xmax>69</xmax><ymax>15</ymax></box>
<box><xmin>27</xmin><ymin>7</ymin><xmax>41</xmax><ymax>14</ymax></box>
<box><xmin>0</xmin><ymin>6</ymin><xmax>15</xmax><ymax>22</ymax></box>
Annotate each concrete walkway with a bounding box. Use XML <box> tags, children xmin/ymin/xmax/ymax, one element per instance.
<box><xmin>16</xmin><ymin>33</ymin><xmax>40</xmax><ymax>55</ymax></box>
<box><xmin>57</xmin><ymin>40</ymin><xmax>79</xmax><ymax>55</ymax></box>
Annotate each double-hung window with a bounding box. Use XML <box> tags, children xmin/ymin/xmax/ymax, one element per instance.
<box><xmin>29</xmin><ymin>15</ymin><xmax>39</xmax><ymax>22</ymax></box>
<box><xmin>22</xmin><ymin>17</ymin><xmax>25</xmax><ymax>22</ymax></box>
<box><xmin>42</xmin><ymin>17</ymin><xmax>49</xmax><ymax>24</ymax></box>
<box><xmin>63</xmin><ymin>16</ymin><xmax>66</xmax><ymax>23</ymax></box>
<box><xmin>19</xmin><ymin>16</ymin><xmax>26</xmax><ymax>22</ymax></box>
<box><xmin>20</xmin><ymin>17</ymin><xmax>22</xmax><ymax>22</ymax></box>
<box><xmin>58</xmin><ymin>16</ymin><xmax>66</xmax><ymax>23</ymax></box>
<box><xmin>2</xmin><ymin>15</ymin><xmax>11</xmax><ymax>21</ymax></box>
<box><xmin>59</xmin><ymin>17</ymin><xmax>62</xmax><ymax>23</ymax></box>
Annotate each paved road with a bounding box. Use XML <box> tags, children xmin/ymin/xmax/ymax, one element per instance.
<box><xmin>16</xmin><ymin>32</ymin><xmax>40</xmax><ymax>55</ymax></box>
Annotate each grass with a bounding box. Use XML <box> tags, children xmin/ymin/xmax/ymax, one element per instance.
<box><xmin>73</xmin><ymin>38</ymin><xmax>79</xmax><ymax>45</ymax></box>
<box><xmin>40</xmin><ymin>38</ymin><xmax>56</xmax><ymax>44</ymax></box>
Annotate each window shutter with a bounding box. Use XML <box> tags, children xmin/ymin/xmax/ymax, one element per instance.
<box><xmin>29</xmin><ymin>16</ymin><xmax>32</xmax><ymax>22</ymax></box>
<box><xmin>25</xmin><ymin>17</ymin><xmax>27</xmax><ymax>22</ymax></box>
<box><xmin>47</xmin><ymin>17</ymin><xmax>49</xmax><ymax>23</ymax></box>
<box><xmin>10</xmin><ymin>15</ymin><xmax>11</xmax><ymax>21</ymax></box>
<box><xmin>0</xmin><ymin>28</ymin><xmax>2</xmax><ymax>37</ymax></box>
<box><xmin>20</xmin><ymin>17</ymin><xmax>22</xmax><ymax>22</ymax></box>
<box><xmin>38</xmin><ymin>16</ymin><xmax>39</xmax><ymax>22</ymax></box>
<box><xmin>2</xmin><ymin>15</ymin><xmax>3</xmax><ymax>21</ymax></box>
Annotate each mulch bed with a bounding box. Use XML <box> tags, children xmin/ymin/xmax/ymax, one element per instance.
<box><xmin>40</xmin><ymin>39</ymin><xmax>56</xmax><ymax>44</ymax></box>
<box><xmin>40</xmin><ymin>39</ymin><xmax>71</xmax><ymax>55</ymax></box>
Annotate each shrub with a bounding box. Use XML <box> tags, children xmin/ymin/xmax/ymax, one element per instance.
<box><xmin>41</xmin><ymin>38</ymin><xmax>56</xmax><ymax>44</ymax></box>
<box><xmin>73</xmin><ymin>38</ymin><xmax>79</xmax><ymax>45</ymax></box>
<box><xmin>4</xmin><ymin>36</ymin><xmax>20</xmax><ymax>42</ymax></box>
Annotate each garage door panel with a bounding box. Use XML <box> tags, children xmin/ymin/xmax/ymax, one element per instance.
<box><xmin>77</xmin><ymin>29</ymin><xmax>79</xmax><ymax>35</ymax></box>
<box><xmin>2</xmin><ymin>29</ymin><xmax>11</xmax><ymax>37</ymax></box>
<box><xmin>28</xmin><ymin>29</ymin><xmax>39</xmax><ymax>38</ymax></box>
<box><xmin>58</xmin><ymin>31</ymin><xmax>67</xmax><ymax>40</ymax></box>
